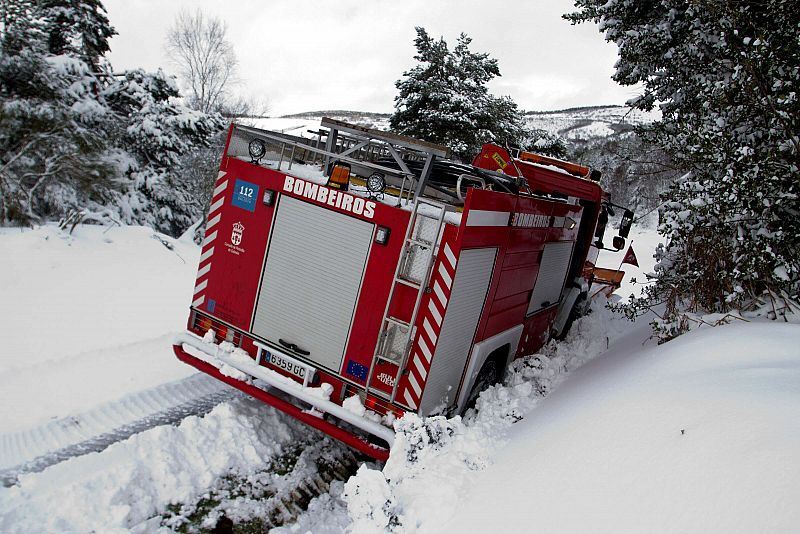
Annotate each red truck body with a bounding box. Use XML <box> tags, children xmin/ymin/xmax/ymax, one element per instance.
<box><xmin>173</xmin><ymin>120</ymin><xmax>624</xmax><ymax>460</ymax></box>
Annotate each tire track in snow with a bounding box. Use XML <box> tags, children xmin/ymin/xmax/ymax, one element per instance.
<box><xmin>0</xmin><ymin>373</ymin><xmax>233</xmax><ymax>486</ymax></box>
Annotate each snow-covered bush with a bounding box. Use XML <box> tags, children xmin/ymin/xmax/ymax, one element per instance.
<box><xmin>568</xmin><ymin>0</ymin><xmax>800</xmax><ymax>338</ymax></box>
<box><xmin>0</xmin><ymin>0</ymin><xmax>224</xmax><ymax>235</ymax></box>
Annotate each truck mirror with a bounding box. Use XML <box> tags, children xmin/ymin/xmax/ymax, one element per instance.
<box><xmin>613</xmin><ymin>236</ymin><xmax>625</xmax><ymax>251</ymax></box>
<box><xmin>619</xmin><ymin>209</ymin><xmax>634</xmax><ymax>238</ymax></box>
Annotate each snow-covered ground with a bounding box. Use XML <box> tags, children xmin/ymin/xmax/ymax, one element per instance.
<box><xmin>1</xmin><ymin>215</ymin><xmax>797</xmax><ymax>533</ymax></box>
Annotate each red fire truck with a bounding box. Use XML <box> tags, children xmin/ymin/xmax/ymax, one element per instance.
<box><xmin>173</xmin><ymin>118</ymin><xmax>632</xmax><ymax>460</ymax></box>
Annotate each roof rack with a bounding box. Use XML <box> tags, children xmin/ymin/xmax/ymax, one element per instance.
<box><xmin>227</xmin><ymin>118</ymin><xmax>452</xmax><ymax>206</ymax></box>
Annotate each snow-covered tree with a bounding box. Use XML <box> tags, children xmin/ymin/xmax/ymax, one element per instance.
<box><xmin>0</xmin><ymin>1</ymin><xmax>115</xmax><ymax>224</ymax></box>
<box><xmin>39</xmin><ymin>0</ymin><xmax>115</xmax><ymax>67</ymax></box>
<box><xmin>391</xmin><ymin>27</ymin><xmax>558</xmax><ymax>160</ymax></box>
<box><xmin>567</xmin><ymin>0</ymin><xmax>800</xmax><ymax>338</ymax></box>
<box><xmin>104</xmin><ymin>68</ymin><xmax>223</xmax><ymax>235</ymax></box>
<box><xmin>0</xmin><ymin>0</ymin><xmax>224</xmax><ymax>235</ymax></box>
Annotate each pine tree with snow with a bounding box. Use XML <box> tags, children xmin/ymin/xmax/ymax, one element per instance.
<box><xmin>567</xmin><ymin>0</ymin><xmax>800</xmax><ymax>337</ymax></box>
<box><xmin>0</xmin><ymin>0</ymin><xmax>224</xmax><ymax>235</ymax></box>
<box><xmin>39</xmin><ymin>0</ymin><xmax>115</xmax><ymax>68</ymax></box>
<box><xmin>0</xmin><ymin>0</ymin><xmax>115</xmax><ymax>224</ymax></box>
<box><xmin>104</xmin><ymin>68</ymin><xmax>223</xmax><ymax>236</ymax></box>
<box><xmin>391</xmin><ymin>27</ymin><xmax>559</xmax><ymax>161</ymax></box>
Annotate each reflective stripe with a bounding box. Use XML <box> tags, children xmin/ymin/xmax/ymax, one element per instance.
<box><xmin>404</xmin><ymin>390</ymin><xmax>417</xmax><ymax>408</ymax></box>
<box><xmin>422</xmin><ymin>318</ymin><xmax>438</xmax><ymax>345</ymax></box>
<box><xmin>199</xmin><ymin>246</ymin><xmax>214</xmax><ymax>264</ymax></box>
<box><xmin>433</xmin><ymin>281</ymin><xmax>447</xmax><ymax>308</ymax></box>
<box><xmin>443</xmin><ymin>243</ymin><xmax>456</xmax><ymax>268</ymax></box>
<box><xmin>193</xmin><ymin>279</ymin><xmax>208</xmax><ymax>294</ymax></box>
<box><xmin>202</xmin><ymin>230</ymin><xmax>218</xmax><ymax>248</ymax></box>
<box><xmin>206</xmin><ymin>213</ymin><xmax>221</xmax><ymax>230</ymax></box>
<box><xmin>466</xmin><ymin>209</ymin><xmax>510</xmax><ymax>227</ymax></box>
<box><xmin>438</xmin><ymin>263</ymin><xmax>453</xmax><ymax>289</ymax></box>
<box><xmin>409</xmin><ymin>372</ymin><xmax>422</xmax><ymax>397</ymax></box>
<box><xmin>418</xmin><ymin>337</ymin><xmax>432</xmax><ymax>363</ymax></box>
<box><xmin>208</xmin><ymin>197</ymin><xmax>225</xmax><ymax>215</ymax></box>
<box><xmin>192</xmin><ymin>295</ymin><xmax>205</xmax><ymax>307</ymax></box>
<box><xmin>428</xmin><ymin>299</ymin><xmax>443</xmax><ymax>326</ymax></box>
<box><xmin>196</xmin><ymin>263</ymin><xmax>211</xmax><ymax>279</ymax></box>
<box><xmin>213</xmin><ymin>179</ymin><xmax>228</xmax><ymax>198</ymax></box>
<box><xmin>414</xmin><ymin>356</ymin><xmax>428</xmax><ymax>380</ymax></box>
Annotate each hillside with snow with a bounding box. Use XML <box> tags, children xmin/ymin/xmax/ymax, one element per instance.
<box><xmin>247</xmin><ymin>104</ymin><xmax>657</xmax><ymax>148</ymax></box>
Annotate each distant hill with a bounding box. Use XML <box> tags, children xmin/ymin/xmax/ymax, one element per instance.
<box><xmin>255</xmin><ymin>105</ymin><xmax>659</xmax><ymax>146</ymax></box>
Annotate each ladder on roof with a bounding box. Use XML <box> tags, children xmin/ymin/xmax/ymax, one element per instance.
<box><xmin>365</xmin><ymin>197</ymin><xmax>450</xmax><ymax>405</ymax></box>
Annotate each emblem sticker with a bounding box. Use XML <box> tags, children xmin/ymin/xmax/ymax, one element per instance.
<box><xmin>231</xmin><ymin>222</ymin><xmax>244</xmax><ymax>246</ymax></box>
<box><xmin>231</xmin><ymin>179</ymin><xmax>259</xmax><ymax>212</ymax></box>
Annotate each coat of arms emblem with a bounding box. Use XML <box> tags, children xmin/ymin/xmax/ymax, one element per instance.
<box><xmin>231</xmin><ymin>222</ymin><xmax>244</xmax><ymax>246</ymax></box>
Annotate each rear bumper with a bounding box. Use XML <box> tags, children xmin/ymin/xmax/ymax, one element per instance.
<box><xmin>173</xmin><ymin>332</ymin><xmax>392</xmax><ymax>461</ymax></box>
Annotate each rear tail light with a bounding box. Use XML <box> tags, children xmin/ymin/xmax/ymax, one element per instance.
<box><xmin>364</xmin><ymin>394</ymin><xmax>404</xmax><ymax>419</ymax></box>
<box><xmin>191</xmin><ymin>312</ymin><xmax>242</xmax><ymax>346</ymax></box>
<box><xmin>327</xmin><ymin>163</ymin><xmax>351</xmax><ymax>191</ymax></box>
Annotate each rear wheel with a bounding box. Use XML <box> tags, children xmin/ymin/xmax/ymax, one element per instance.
<box><xmin>464</xmin><ymin>358</ymin><xmax>500</xmax><ymax>413</ymax></box>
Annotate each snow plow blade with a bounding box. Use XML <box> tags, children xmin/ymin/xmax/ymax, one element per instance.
<box><xmin>173</xmin><ymin>333</ymin><xmax>392</xmax><ymax>461</ymax></box>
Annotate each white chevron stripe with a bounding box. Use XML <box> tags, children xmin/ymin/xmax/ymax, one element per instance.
<box><xmin>196</xmin><ymin>263</ymin><xmax>211</xmax><ymax>280</ymax></box>
<box><xmin>428</xmin><ymin>300</ymin><xmax>443</xmax><ymax>327</ymax></box>
<box><xmin>192</xmin><ymin>295</ymin><xmax>205</xmax><ymax>307</ymax></box>
<box><xmin>443</xmin><ymin>243</ymin><xmax>456</xmax><ymax>268</ymax></box>
<box><xmin>199</xmin><ymin>246</ymin><xmax>214</xmax><ymax>264</ymax></box>
<box><xmin>422</xmin><ymin>318</ymin><xmax>438</xmax><ymax>345</ymax></box>
<box><xmin>413</xmin><ymin>356</ymin><xmax>428</xmax><ymax>380</ymax></box>
<box><xmin>404</xmin><ymin>390</ymin><xmax>417</xmax><ymax>408</ymax></box>
<box><xmin>433</xmin><ymin>281</ymin><xmax>448</xmax><ymax>308</ymax></box>
<box><xmin>213</xmin><ymin>179</ymin><xmax>228</xmax><ymax>198</ymax></box>
<box><xmin>206</xmin><ymin>213</ymin><xmax>221</xmax><ymax>230</ymax></box>
<box><xmin>409</xmin><ymin>372</ymin><xmax>422</xmax><ymax>397</ymax></box>
<box><xmin>418</xmin><ymin>337</ymin><xmax>432</xmax><ymax>363</ymax></box>
<box><xmin>202</xmin><ymin>230</ymin><xmax>218</xmax><ymax>248</ymax></box>
<box><xmin>193</xmin><ymin>279</ymin><xmax>208</xmax><ymax>295</ymax></box>
<box><xmin>217</xmin><ymin>170</ymin><xmax>227</xmax><ymax>180</ymax></box>
<box><xmin>208</xmin><ymin>196</ymin><xmax>225</xmax><ymax>214</ymax></box>
<box><xmin>438</xmin><ymin>263</ymin><xmax>453</xmax><ymax>289</ymax></box>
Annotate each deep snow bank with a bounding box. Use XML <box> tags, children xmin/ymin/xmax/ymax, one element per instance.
<box><xmin>437</xmin><ymin>321</ymin><xmax>800</xmax><ymax>534</ymax></box>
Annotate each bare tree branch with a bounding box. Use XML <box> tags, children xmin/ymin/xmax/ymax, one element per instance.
<box><xmin>165</xmin><ymin>9</ymin><xmax>238</xmax><ymax>114</ymax></box>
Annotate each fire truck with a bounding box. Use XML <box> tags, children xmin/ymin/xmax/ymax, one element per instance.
<box><xmin>173</xmin><ymin>118</ymin><xmax>633</xmax><ymax>460</ymax></box>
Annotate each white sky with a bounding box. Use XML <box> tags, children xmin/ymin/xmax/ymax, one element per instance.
<box><xmin>103</xmin><ymin>0</ymin><xmax>639</xmax><ymax>116</ymax></box>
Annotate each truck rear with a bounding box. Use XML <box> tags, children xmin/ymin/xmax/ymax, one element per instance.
<box><xmin>174</xmin><ymin>119</ymin><xmax>632</xmax><ymax>460</ymax></box>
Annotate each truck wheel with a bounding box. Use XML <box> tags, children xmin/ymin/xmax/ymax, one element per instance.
<box><xmin>464</xmin><ymin>358</ymin><xmax>500</xmax><ymax>413</ymax></box>
<box><xmin>556</xmin><ymin>293</ymin><xmax>588</xmax><ymax>340</ymax></box>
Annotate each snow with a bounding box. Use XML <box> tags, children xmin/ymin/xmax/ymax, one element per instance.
<box><xmin>0</xmin><ymin>225</ymin><xmax>199</xmax><ymax>433</ymax></box>
<box><xmin>1</xmin><ymin>214</ymin><xmax>797</xmax><ymax>534</ymax></box>
<box><xmin>438</xmin><ymin>322</ymin><xmax>800</xmax><ymax>534</ymax></box>
<box><xmin>0</xmin><ymin>397</ymin><xmax>297</xmax><ymax>533</ymax></box>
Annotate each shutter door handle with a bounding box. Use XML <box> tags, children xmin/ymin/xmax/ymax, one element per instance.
<box><xmin>278</xmin><ymin>338</ymin><xmax>311</xmax><ymax>356</ymax></box>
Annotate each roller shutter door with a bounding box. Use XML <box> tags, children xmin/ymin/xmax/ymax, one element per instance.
<box><xmin>252</xmin><ymin>195</ymin><xmax>373</xmax><ymax>372</ymax></box>
<box><xmin>527</xmin><ymin>241</ymin><xmax>574</xmax><ymax>314</ymax></box>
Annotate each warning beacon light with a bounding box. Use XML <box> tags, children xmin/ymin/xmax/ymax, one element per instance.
<box><xmin>327</xmin><ymin>162</ymin><xmax>351</xmax><ymax>191</ymax></box>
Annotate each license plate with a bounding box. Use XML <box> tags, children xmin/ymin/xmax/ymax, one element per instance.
<box><xmin>265</xmin><ymin>350</ymin><xmax>313</xmax><ymax>381</ymax></box>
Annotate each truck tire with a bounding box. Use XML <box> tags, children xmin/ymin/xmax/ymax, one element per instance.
<box><xmin>556</xmin><ymin>293</ymin><xmax>588</xmax><ymax>341</ymax></box>
<box><xmin>464</xmin><ymin>358</ymin><xmax>501</xmax><ymax>413</ymax></box>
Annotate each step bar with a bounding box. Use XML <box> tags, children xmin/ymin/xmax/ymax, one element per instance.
<box><xmin>173</xmin><ymin>332</ymin><xmax>393</xmax><ymax>461</ymax></box>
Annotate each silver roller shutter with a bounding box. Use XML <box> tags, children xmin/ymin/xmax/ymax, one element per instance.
<box><xmin>251</xmin><ymin>195</ymin><xmax>374</xmax><ymax>372</ymax></box>
<box><xmin>419</xmin><ymin>247</ymin><xmax>497</xmax><ymax>415</ymax></box>
<box><xmin>527</xmin><ymin>240</ymin><xmax>574</xmax><ymax>314</ymax></box>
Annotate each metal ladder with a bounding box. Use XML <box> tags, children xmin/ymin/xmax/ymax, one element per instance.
<box><xmin>365</xmin><ymin>197</ymin><xmax>450</xmax><ymax>405</ymax></box>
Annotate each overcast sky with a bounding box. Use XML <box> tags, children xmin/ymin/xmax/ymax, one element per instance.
<box><xmin>103</xmin><ymin>0</ymin><xmax>639</xmax><ymax>116</ymax></box>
